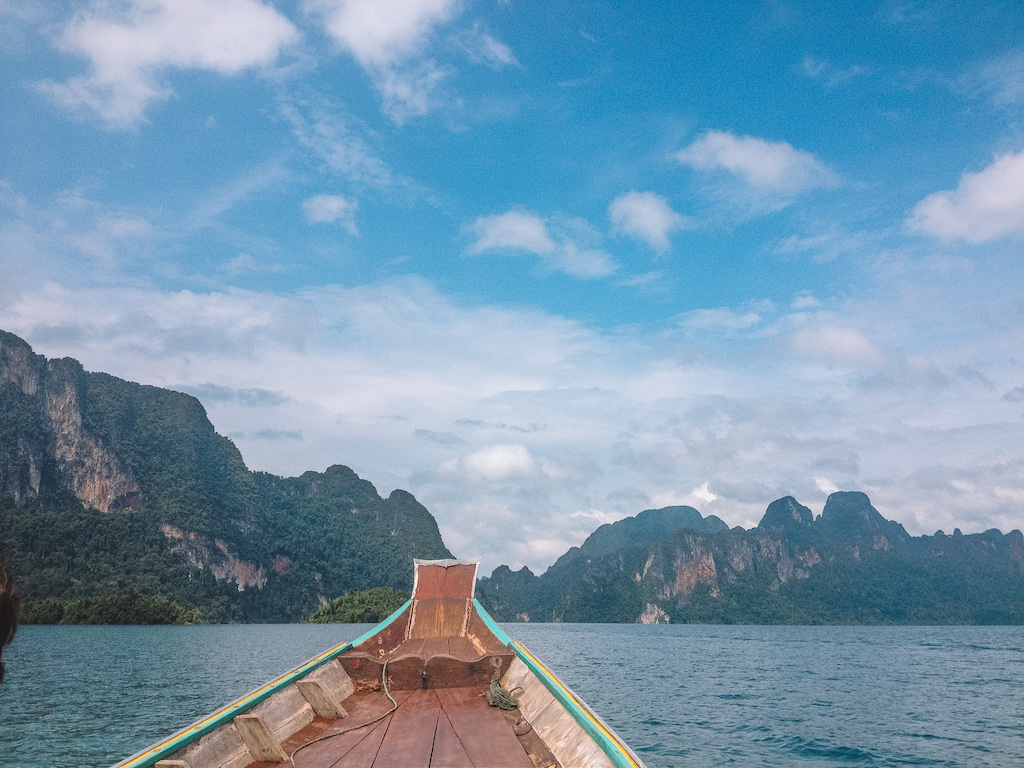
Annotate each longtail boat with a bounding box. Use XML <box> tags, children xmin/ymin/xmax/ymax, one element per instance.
<box><xmin>113</xmin><ymin>558</ymin><xmax>646</xmax><ymax>768</ymax></box>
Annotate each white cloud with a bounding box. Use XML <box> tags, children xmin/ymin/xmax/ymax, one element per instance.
<box><xmin>307</xmin><ymin>0</ymin><xmax>460</xmax><ymax>121</ymax></box>
<box><xmin>40</xmin><ymin>0</ymin><xmax>299</xmax><ymax>127</ymax></box>
<box><xmin>650</xmin><ymin>482</ymin><xmax>717</xmax><ymax>510</ymax></box>
<box><xmin>788</xmin><ymin>324</ymin><xmax>887</xmax><ymax>367</ymax></box>
<box><xmin>608</xmin><ymin>191</ymin><xmax>690</xmax><ymax>254</ymax></box>
<box><xmin>458</xmin><ymin>444</ymin><xmax>539</xmax><ymax>482</ymax></box>
<box><xmin>907</xmin><ymin>150</ymin><xmax>1024</xmax><ymax>243</ymax></box>
<box><xmin>690</xmin><ymin>481</ymin><xmax>718</xmax><ymax>503</ymax></box>
<box><xmin>468</xmin><ymin>210</ymin><xmax>616</xmax><ymax>279</ymax></box>
<box><xmin>814</xmin><ymin>476</ymin><xmax>840</xmax><ymax>495</ymax></box>
<box><xmin>469</xmin><ymin>210</ymin><xmax>556</xmax><ymax>254</ymax></box>
<box><xmin>303</xmin><ymin>194</ymin><xmax>358</xmax><ymax>234</ymax></box>
<box><xmin>307</xmin><ymin>0</ymin><xmax>457</xmax><ymax>68</ymax></box>
<box><xmin>674</xmin><ymin>130</ymin><xmax>839</xmax><ymax>194</ymax></box>
<box><xmin>791</xmin><ymin>293</ymin><xmax>821</xmax><ymax>309</ymax></box>
<box><xmin>570</xmin><ymin>508</ymin><xmax>627</xmax><ymax>526</ymax></box>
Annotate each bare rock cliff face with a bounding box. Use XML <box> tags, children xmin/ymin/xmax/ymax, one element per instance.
<box><xmin>641</xmin><ymin>528</ymin><xmax>815</xmax><ymax>609</ymax></box>
<box><xmin>0</xmin><ymin>331</ymin><xmax>140</xmax><ymax>511</ymax></box>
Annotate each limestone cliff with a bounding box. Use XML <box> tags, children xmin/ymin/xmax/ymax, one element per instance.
<box><xmin>0</xmin><ymin>331</ymin><xmax>140</xmax><ymax>511</ymax></box>
<box><xmin>478</xmin><ymin>491</ymin><xmax>1024</xmax><ymax>625</ymax></box>
<box><xmin>0</xmin><ymin>330</ymin><xmax>453</xmax><ymax>622</ymax></box>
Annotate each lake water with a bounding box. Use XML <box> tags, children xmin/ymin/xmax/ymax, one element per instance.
<box><xmin>1</xmin><ymin>624</ymin><xmax>1022</xmax><ymax>767</ymax></box>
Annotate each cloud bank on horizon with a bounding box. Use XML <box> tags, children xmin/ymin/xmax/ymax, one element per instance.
<box><xmin>1</xmin><ymin>0</ymin><xmax>1023</xmax><ymax>573</ymax></box>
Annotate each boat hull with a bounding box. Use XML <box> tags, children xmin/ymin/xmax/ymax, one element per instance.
<box><xmin>113</xmin><ymin>560</ymin><xmax>645</xmax><ymax>768</ymax></box>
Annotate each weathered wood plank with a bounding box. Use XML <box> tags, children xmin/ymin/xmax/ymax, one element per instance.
<box><xmin>414</xmin><ymin>565</ymin><xmax>448</xmax><ymax>599</ymax></box>
<box><xmin>501</xmin><ymin>658</ymin><xmax>616</xmax><ymax>768</ymax></box>
<box><xmin>429</xmin><ymin>709</ymin><xmax>474</xmax><ymax>768</ymax></box>
<box><xmin>329</xmin><ymin>719</ymin><xmax>391</xmax><ymax>768</ymax></box>
<box><xmin>372</xmin><ymin>689</ymin><xmax>441</xmax><ymax>768</ymax></box>
<box><xmin>286</xmin><ymin>689</ymin><xmax>414</xmax><ymax>768</ymax></box>
<box><xmin>435</xmin><ymin>687</ymin><xmax>533</xmax><ymax>768</ymax></box>
<box><xmin>297</xmin><ymin>679</ymin><xmax>349</xmax><ymax>719</ymax></box>
<box><xmin>443</xmin><ymin>565</ymin><xmax>477</xmax><ymax>600</ymax></box>
<box><xmin>422</xmin><ymin>638</ymin><xmax>450</xmax><ymax>659</ymax></box>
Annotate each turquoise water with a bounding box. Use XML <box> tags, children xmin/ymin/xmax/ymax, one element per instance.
<box><xmin>1</xmin><ymin>624</ymin><xmax>1022</xmax><ymax>767</ymax></box>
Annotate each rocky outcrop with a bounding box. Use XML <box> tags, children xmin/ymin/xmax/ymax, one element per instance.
<box><xmin>638</xmin><ymin>603</ymin><xmax>669</xmax><ymax>624</ymax></box>
<box><xmin>160</xmin><ymin>525</ymin><xmax>267</xmax><ymax>591</ymax></box>
<box><xmin>0</xmin><ymin>331</ymin><xmax>140</xmax><ymax>511</ymax></box>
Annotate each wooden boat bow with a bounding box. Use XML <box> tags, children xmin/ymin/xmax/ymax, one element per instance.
<box><xmin>113</xmin><ymin>558</ymin><xmax>646</xmax><ymax>768</ymax></box>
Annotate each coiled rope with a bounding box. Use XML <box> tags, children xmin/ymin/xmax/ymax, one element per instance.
<box><xmin>485</xmin><ymin>669</ymin><xmax>523</xmax><ymax>711</ymax></box>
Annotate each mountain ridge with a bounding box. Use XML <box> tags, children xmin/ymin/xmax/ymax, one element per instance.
<box><xmin>478</xmin><ymin>491</ymin><xmax>1024</xmax><ymax>625</ymax></box>
<box><xmin>0</xmin><ymin>330</ymin><xmax>452</xmax><ymax>622</ymax></box>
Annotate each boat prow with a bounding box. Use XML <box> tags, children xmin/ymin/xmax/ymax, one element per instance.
<box><xmin>114</xmin><ymin>558</ymin><xmax>646</xmax><ymax>768</ymax></box>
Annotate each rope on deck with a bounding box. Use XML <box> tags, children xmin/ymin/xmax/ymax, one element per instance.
<box><xmin>485</xmin><ymin>669</ymin><xmax>523</xmax><ymax>711</ymax></box>
<box><xmin>289</xmin><ymin>657</ymin><xmax>397</xmax><ymax>767</ymax></box>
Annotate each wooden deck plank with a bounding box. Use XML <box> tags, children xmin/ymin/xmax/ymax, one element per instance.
<box><xmin>330</xmin><ymin>719</ymin><xmax>391</xmax><ymax>768</ymax></box>
<box><xmin>372</xmin><ymin>689</ymin><xmax>441</xmax><ymax>768</ymax></box>
<box><xmin>288</xmin><ymin>690</ymin><xmax>412</xmax><ymax>768</ymax></box>
<box><xmin>435</xmin><ymin>688</ymin><xmax>534</xmax><ymax>768</ymax></box>
<box><xmin>429</xmin><ymin>709</ymin><xmax>474</xmax><ymax>768</ymax></box>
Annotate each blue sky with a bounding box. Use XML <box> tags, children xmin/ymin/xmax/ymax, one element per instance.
<box><xmin>2</xmin><ymin>0</ymin><xmax>1023</xmax><ymax>572</ymax></box>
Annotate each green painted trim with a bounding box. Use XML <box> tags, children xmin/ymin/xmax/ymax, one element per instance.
<box><xmin>471</xmin><ymin>600</ymin><xmax>644</xmax><ymax>768</ymax></box>
<box><xmin>112</xmin><ymin>600</ymin><xmax>412</xmax><ymax>768</ymax></box>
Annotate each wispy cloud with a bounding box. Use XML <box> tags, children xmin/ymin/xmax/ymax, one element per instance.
<box><xmin>963</xmin><ymin>49</ymin><xmax>1024</xmax><ymax>107</ymax></box>
<box><xmin>788</xmin><ymin>324</ymin><xmax>887</xmax><ymax>368</ymax></box>
<box><xmin>608</xmin><ymin>191</ymin><xmax>692</xmax><ymax>255</ymax></box>
<box><xmin>279</xmin><ymin>96</ymin><xmax>396</xmax><ymax>189</ymax></box>
<box><xmin>39</xmin><ymin>0</ymin><xmax>299</xmax><ymax>128</ymax></box>
<box><xmin>467</xmin><ymin>210</ymin><xmax>617</xmax><ymax>279</ymax></box>
<box><xmin>907</xmin><ymin>150</ymin><xmax>1024</xmax><ymax>243</ymax></box>
<box><xmin>801</xmin><ymin>56</ymin><xmax>865</xmax><ymax>88</ymax></box>
<box><xmin>455</xmin><ymin>24</ymin><xmax>519</xmax><ymax>70</ymax></box>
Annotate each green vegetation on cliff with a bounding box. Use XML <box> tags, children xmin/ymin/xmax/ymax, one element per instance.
<box><xmin>0</xmin><ymin>330</ymin><xmax>453</xmax><ymax>624</ymax></box>
<box><xmin>479</xmin><ymin>494</ymin><xmax>1024</xmax><ymax>625</ymax></box>
<box><xmin>308</xmin><ymin>587</ymin><xmax>410</xmax><ymax>624</ymax></box>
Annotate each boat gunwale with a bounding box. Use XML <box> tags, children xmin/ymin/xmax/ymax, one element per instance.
<box><xmin>110</xmin><ymin>599</ymin><xmax>412</xmax><ymax>768</ymax></box>
<box><xmin>472</xmin><ymin>599</ymin><xmax>646</xmax><ymax>768</ymax></box>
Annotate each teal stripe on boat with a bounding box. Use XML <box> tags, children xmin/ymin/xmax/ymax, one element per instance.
<box><xmin>472</xmin><ymin>599</ymin><xmax>642</xmax><ymax>768</ymax></box>
<box><xmin>112</xmin><ymin>599</ymin><xmax>412</xmax><ymax>768</ymax></box>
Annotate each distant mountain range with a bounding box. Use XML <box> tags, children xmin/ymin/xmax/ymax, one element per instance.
<box><xmin>0</xmin><ymin>330</ymin><xmax>451</xmax><ymax>622</ymax></box>
<box><xmin>3</xmin><ymin>328</ymin><xmax>1022</xmax><ymax>625</ymax></box>
<box><xmin>477</xmin><ymin>494</ymin><xmax>1024</xmax><ymax>625</ymax></box>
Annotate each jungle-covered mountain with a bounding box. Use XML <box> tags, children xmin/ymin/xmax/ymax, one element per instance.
<box><xmin>0</xmin><ymin>330</ymin><xmax>451</xmax><ymax>622</ymax></box>
<box><xmin>477</xmin><ymin>493</ymin><xmax>1024</xmax><ymax>625</ymax></box>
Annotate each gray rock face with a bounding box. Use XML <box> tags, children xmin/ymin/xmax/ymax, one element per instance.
<box><xmin>0</xmin><ymin>331</ymin><xmax>140</xmax><ymax>511</ymax></box>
